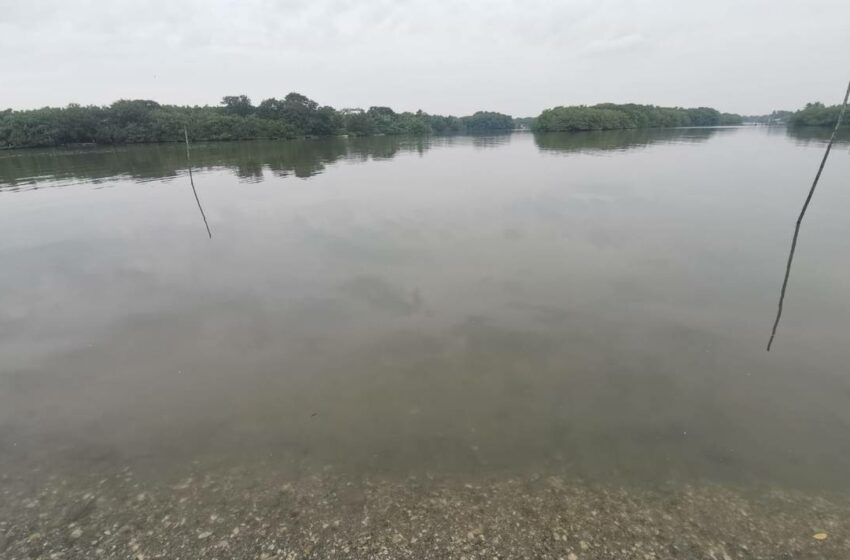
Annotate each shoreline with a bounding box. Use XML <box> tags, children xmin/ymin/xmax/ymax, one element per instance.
<box><xmin>0</xmin><ymin>125</ymin><xmax>773</xmax><ymax>153</ymax></box>
<box><xmin>2</xmin><ymin>460</ymin><xmax>849</xmax><ymax>559</ymax></box>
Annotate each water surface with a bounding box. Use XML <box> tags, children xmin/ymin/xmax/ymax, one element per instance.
<box><xmin>2</xmin><ymin>127</ymin><xmax>850</xmax><ymax>491</ymax></box>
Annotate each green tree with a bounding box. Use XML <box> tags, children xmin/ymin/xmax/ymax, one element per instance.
<box><xmin>221</xmin><ymin>95</ymin><xmax>255</xmax><ymax>117</ymax></box>
<box><xmin>789</xmin><ymin>102</ymin><xmax>848</xmax><ymax>128</ymax></box>
<box><xmin>534</xmin><ymin>103</ymin><xmax>737</xmax><ymax>132</ymax></box>
<box><xmin>341</xmin><ymin>109</ymin><xmax>374</xmax><ymax>136</ymax></box>
<box><xmin>461</xmin><ymin>111</ymin><xmax>514</xmax><ymax>131</ymax></box>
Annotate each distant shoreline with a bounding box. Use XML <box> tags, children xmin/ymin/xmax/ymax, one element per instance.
<box><xmin>0</xmin><ymin>125</ymin><xmax>735</xmax><ymax>153</ymax></box>
<box><xmin>1</xmin><ymin>93</ymin><xmax>742</xmax><ymax>150</ymax></box>
<box><xmin>1</xmin><ymin>93</ymin><xmax>841</xmax><ymax>150</ymax></box>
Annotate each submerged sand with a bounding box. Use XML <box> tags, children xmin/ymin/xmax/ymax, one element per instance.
<box><xmin>2</xmin><ymin>461</ymin><xmax>848</xmax><ymax>560</ymax></box>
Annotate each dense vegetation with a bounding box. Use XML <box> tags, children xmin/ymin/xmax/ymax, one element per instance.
<box><xmin>788</xmin><ymin>103</ymin><xmax>849</xmax><ymax>128</ymax></box>
<box><xmin>533</xmin><ymin>103</ymin><xmax>742</xmax><ymax>132</ymax></box>
<box><xmin>0</xmin><ymin>93</ymin><xmax>516</xmax><ymax>149</ymax></box>
<box><xmin>0</xmin><ymin>94</ymin><xmax>754</xmax><ymax>149</ymax></box>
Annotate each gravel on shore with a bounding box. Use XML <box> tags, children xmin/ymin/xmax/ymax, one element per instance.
<box><xmin>1</xmin><ymin>463</ymin><xmax>848</xmax><ymax>560</ymax></box>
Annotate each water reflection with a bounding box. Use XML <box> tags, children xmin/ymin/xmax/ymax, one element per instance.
<box><xmin>0</xmin><ymin>129</ymin><xmax>739</xmax><ymax>191</ymax></box>
<box><xmin>783</xmin><ymin>125</ymin><xmax>850</xmax><ymax>146</ymax></box>
<box><xmin>469</xmin><ymin>132</ymin><xmax>513</xmax><ymax>149</ymax></box>
<box><xmin>0</xmin><ymin>135</ymin><xmax>435</xmax><ymax>191</ymax></box>
<box><xmin>533</xmin><ymin>127</ymin><xmax>724</xmax><ymax>154</ymax></box>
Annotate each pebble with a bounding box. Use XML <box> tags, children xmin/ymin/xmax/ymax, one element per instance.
<box><xmin>3</xmin><ymin>470</ymin><xmax>850</xmax><ymax>560</ymax></box>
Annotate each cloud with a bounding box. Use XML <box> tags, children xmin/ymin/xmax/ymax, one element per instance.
<box><xmin>581</xmin><ymin>33</ymin><xmax>647</xmax><ymax>56</ymax></box>
<box><xmin>0</xmin><ymin>0</ymin><xmax>848</xmax><ymax>115</ymax></box>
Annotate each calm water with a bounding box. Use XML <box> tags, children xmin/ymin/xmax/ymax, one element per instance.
<box><xmin>2</xmin><ymin>127</ymin><xmax>850</xmax><ymax>490</ymax></box>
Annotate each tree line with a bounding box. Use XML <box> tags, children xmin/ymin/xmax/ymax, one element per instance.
<box><xmin>787</xmin><ymin>102</ymin><xmax>849</xmax><ymax>128</ymax></box>
<box><xmin>2</xmin><ymin>93</ymin><xmax>768</xmax><ymax>149</ymax></box>
<box><xmin>533</xmin><ymin>103</ymin><xmax>743</xmax><ymax>132</ymax></box>
<box><xmin>0</xmin><ymin>93</ymin><xmax>516</xmax><ymax>149</ymax></box>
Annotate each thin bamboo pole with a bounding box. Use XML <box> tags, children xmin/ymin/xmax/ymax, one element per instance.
<box><xmin>767</xmin><ymin>79</ymin><xmax>850</xmax><ymax>351</ymax></box>
<box><xmin>184</xmin><ymin>126</ymin><xmax>212</xmax><ymax>239</ymax></box>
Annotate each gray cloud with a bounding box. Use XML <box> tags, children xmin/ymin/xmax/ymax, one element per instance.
<box><xmin>1</xmin><ymin>0</ymin><xmax>848</xmax><ymax>115</ymax></box>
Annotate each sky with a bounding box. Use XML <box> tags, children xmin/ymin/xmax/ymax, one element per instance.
<box><xmin>1</xmin><ymin>0</ymin><xmax>848</xmax><ymax>116</ymax></box>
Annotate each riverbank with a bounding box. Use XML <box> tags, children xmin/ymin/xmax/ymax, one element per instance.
<box><xmin>2</xmin><ymin>460</ymin><xmax>848</xmax><ymax>560</ymax></box>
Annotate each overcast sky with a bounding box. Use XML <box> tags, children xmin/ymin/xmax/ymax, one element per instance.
<box><xmin>1</xmin><ymin>0</ymin><xmax>848</xmax><ymax>116</ymax></box>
